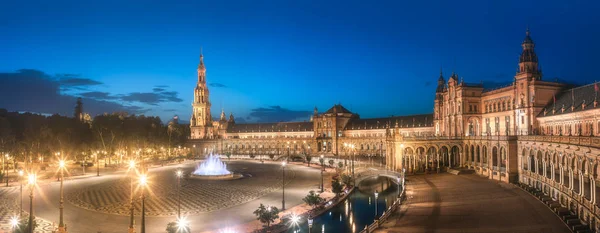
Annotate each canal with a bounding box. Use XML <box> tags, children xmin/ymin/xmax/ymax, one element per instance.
<box><xmin>286</xmin><ymin>176</ymin><xmax>401</xmax><ymax>233</ymax></box>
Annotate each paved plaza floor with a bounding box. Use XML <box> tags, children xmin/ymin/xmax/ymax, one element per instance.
<box><xmin>1</xmin><ymin>160</ymin><xmax>323</xmax><ymax>233</ymax></box>
<box><xmin>375</xmin><ymin>173</ymin><xmax>570</xmax><ymax>233</ymax></box>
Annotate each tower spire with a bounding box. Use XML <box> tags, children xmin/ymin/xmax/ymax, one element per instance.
<box><xmin>517</xmin><ymin>27</ymin><xmax>540</xmax><ymax>80</ymax></box>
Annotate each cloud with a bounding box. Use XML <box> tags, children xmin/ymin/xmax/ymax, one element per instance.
<box><xmin>79</xmin><ymin>91</ymin><xmax>118</xmax><ymax>100</ymax></box>
<box><xmin>209</xmin><ymin>83</ymin><xmax>228</xmax><ymax>88</ymax></box>
<box><xmin>152</xmin><ymin>87</ymin><xmax>166</xmax><ymax>92</ymax></box>
<box><xmin>0</xmin><ymin>69</ymin><xmax>145</xmax><ymax>116</ymax></box>
<box><xmin>247</xmin><ymin>105</ymin><xmax>312</xmax><ymax>123</ymax></box>
<box><xmin>120</xmin><ymin>89</ymin><xmax>183</xmax><ymax>105</ymax></box>
<box><xmin>58</xmin><ymin>76</ymin><xmax>103</xmax><ymax>87</ymax></box>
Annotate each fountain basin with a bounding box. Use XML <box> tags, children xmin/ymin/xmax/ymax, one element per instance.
<box><xmin>189</xmin><ymin>173</ymin><xmax>244</xmax><ymax>180</ymax></box>
<box><xmin>190</xmin><ymin>153</ymin><xmax>243</xmax><ymax>180</ymax></box>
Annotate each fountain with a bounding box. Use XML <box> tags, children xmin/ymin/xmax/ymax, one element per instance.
<box><xmin>190</xmin><ymin>154</ymin><xmax>243</xmax><ymax>180</ymax></box>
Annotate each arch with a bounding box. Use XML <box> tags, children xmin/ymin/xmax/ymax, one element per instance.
<box><xmin>500</xmin><ymin>147</ymin><xmax>506</xmax><ymax>171</ymax></box>
<box><xmin>476</xmin><ymin>145</ymin><xmax>481</xmax><ymax>163</ymax></box>
<box><xmin>470</xmin><ymin>145</ymin><xmax>475</xmax><ymax>164</ymax></box>
<box><xmin>522</xmin><ymin>148</ymin><xmax>528</xmax><ymax>170</ymax></box>
<box><xmin>482</xmin><ymin>145</ymin><xmax>488</xmax><ymax>165</ymax></box>
<box><xmin>450</xmin><ymin>145</ymin><xmax>460</xmax><ymax>168</ymax></box>
<box><xmin>536</xmin><ymin>150</ymin><xmax>543</xmax><ymax>176</ymax></box>
<box><xmin>492</xmin><ymin>146</ymin><xmax>498</xmax><ymax>167</ymax></box>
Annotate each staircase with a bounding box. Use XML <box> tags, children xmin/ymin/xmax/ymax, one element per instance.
<box><xmin>518</xmin><ymin>183</ymin><xmax>592</xmax><ymax>233</ymax></box>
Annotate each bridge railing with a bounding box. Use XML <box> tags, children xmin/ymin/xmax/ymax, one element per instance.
<box><xmin>359</xmin><ymin>184</ymin><xmax>407</xmax><ymax>233</ymax></box>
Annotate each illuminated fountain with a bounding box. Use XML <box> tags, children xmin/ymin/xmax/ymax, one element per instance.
<box><xmin>190</xmin><ymin>154</ymin><xmax>243</xmax><ymax>180</ymax></box>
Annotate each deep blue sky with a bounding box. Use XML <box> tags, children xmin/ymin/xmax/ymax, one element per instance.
<box><xmin>1</xmin><ymin>0</ymin><xmax>599</xmax><ymax>123</ymax></box>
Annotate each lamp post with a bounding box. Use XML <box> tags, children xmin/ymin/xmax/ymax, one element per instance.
<box><xmin>397</xmin><ymin>177</ymin><xmax>400</xmax><ymax>198</ymax></box>
<box><xmin>4</xmin><ymin>153</ymin><xmax>9</xmax><ymax>187</ymax></box>
<box><xmin>281</xmin><ymin>161</ymin><xmax>286</xmax><ymax>210</ymax></box>
<box><xmin>140</xmin><ymin>174</ymin><xmax>147</xmax><ymax>233</ymax></box>
<box><xmin>176</xmin><ymin>169</ymin><xmax>183</xmax><ymax>219</ymax></box>
<box><xmin>28</xmin><ymin>173</ymin><xmax>36</xmax><ymax>233</ymax></box>
<box><xmin>10</xmin><ymin>216</ymin><xmax>19</xmax><ymax>233</ymax></box>
<box><xmin>308</xmin><ymin>215</ymin><xmax>313</xmax><ymax>233</ymax></box>
<box><xmin>374</xmin><ymin>191</ymin><xmax>379</xmax><ymax>217</ymax></box>
<box><xmin>58</xmin><ymin>160</ymin><xmax>67</xmax><ymax>233</ymax></box>
<box><xmin>18</xmin><ymin>170</ymin><xmax>23</xmax><ymax>217</ymax></box>
<box><xmin>128</xmin><ymin>160</ymin><xmax>136</xmax><ymax>233</ymax></box>
<box><xmin>320</xmin><ymin>155</ymin><xmax>324</xmax><ymax>192</ymax></box>
<box><xmin>96</xmin><ymin>153</ymin><xmax>100</xmax><ymax>177</ymax></box>
<box><xmin>351</xmin><ymin>144</ymin><xmax>355</xmax><ymax>185</ymax></box>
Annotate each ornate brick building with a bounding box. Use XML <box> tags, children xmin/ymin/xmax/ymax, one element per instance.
<box><xmin>188</xmin><ymin>29</ymin><xmax>600</xmax><ymax>230</ymax></box>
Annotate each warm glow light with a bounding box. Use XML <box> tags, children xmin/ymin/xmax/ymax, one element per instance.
<box><xmin>282</xmin><ymin>161</ymin><xmax>286</xmax><ymax>167</ymax></box>
<box><xmin>18</xmin><ymin>170</ymin><xmax>23</xmax><ymax>177</ymax></box>
<box><xmin>139</xmin><ymin>174</ymin><xmax>147</xmax><ymax>186</ymax></box>
<box><xmin>10</xmin><ymin>216</ymin><xmax>19</xmax><ymax>228</ymax></box>
<box><xmin>176</xmin><ymin>170</ymin><xmax>183</xmax><ymax>178</ymax></box>
<box><xmin>129</xmin><ymin>160</ymin><xmax>136</xmax><ymax>169</ymax></box>
<box><xmin>28</xmin><ymin>174</ymin><xmax>36</xmax><ymax>185</ymax></box>
<box><xmin>289</xmin><ymin>213</ymin><xmax>300</xmax><ymax>227</ymax></box>
<box><xmin>59</xmin><ymin>160</ymin><xmax>66</xmax><ymax>168</ymax></box>
<box><xmin>176</xmin><ymin>216</ymin><xmax>189</xmax><ymax>231</ymax></box>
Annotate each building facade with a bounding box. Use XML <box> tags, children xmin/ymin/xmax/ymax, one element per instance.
<box><xmin>188</xmin><ymin>30</ymin><xmax>600</xmax><ymax>230</ymax></box>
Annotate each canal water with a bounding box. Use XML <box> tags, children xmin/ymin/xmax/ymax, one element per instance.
<box><xmin>286</xmin><ymin>176</ymin><xmax>401</xmax><ymax>233</ymax></box>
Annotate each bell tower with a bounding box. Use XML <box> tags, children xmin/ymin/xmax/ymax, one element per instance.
<box><xmin>514</xmin><ymin>28</ymin><xmax>542</xmax><ymax>135</ymax></box>
<box><xmin>190</xmin><ymin>51</ymin><xmax>214</xmax><ymax>139</ymax></box>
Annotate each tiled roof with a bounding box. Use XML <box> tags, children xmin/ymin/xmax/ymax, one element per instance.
<box><xmin>324</xmin><ymin>104</ymin><xmax>353</xmax><ymax>114</ymax></box>
<box><xmin>538</xmin><ymin>82</ymin><xmax>600</xmax><ymax>117</ymax></box>
<box><xmin>345</xmin><ymin>114</ymin><xmax>434</xmax><ymax>130</ymax></box>
<box><xmin>226</xmin><ymin>121</ymin><xmax>313</xmax><ymax>133</ymax></box>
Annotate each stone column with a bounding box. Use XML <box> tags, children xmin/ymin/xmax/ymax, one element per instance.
<box><xmin>591</xmin><ymin>177</ymin><xmax>596</xmax><ymax>204</ymax></box>
<box><xmin>543</xmin><ymin>161</ymin><xmax>548</xmax><ymax>178</ymax></box>
<box><xmin>425</xmin><ymin>153</ymin><xmax>428</xmax><ymax>171</ymax></box>
<box><xmin>581</xmin><ymin>174</ymin><xmax>585</xmax><ymax>197</ymax></box>
<box><xmin>569</xmin><ymin>169</ymin><xmax>574</xmax><ymax>190</ymax></box>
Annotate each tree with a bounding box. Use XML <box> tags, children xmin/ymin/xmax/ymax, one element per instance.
<box><xmin>269</xmin><ymin>154</ymin><xmax>275</xmax><ymax>160</ymax></box>
<box><xmin>225</xmin><ymin>151</ymin><xmax>232</xmax><ymax>160</ymax></box>
<box><xmin>303</xmin><ymin>190</ymin><xmax>324</xmax><ymax>209</ymax></box>
<box><xmin>328</xmin><ymin>159</ymin><xmax>334</xmax><ymax>167</ymax></box>
<box><xmin>331</xmin><ymin>177</ymin><xmax>344</xmax><ymax>197</ymax></box>
<box><xmin>253</xmin><ymin>203</ymin><xmax>279</xmax><ymax>228</ymax></box>
<box><xmin>341</xmin><ymin>174</ymin><xmax>354</xmax><ymax>187</ymax></box>
<box><xmin>306</xmin><ymin>154</ymin><xmax>313</xmax><ymax>167</ymax></box>
<box><xmin>166</xmin><ymin>221</ymin><xmax>190</xmax><ymax>233</ymax></box>
<box><xmin>14</xmin><ymin>214</ymin><xmax>37</xmax><ymax>233</ymax></box>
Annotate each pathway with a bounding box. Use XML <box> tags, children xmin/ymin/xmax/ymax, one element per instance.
<box><xmin>374</xmin><ymin>173</ymin><xmax>570</xmax><ymax>233</ymax></box>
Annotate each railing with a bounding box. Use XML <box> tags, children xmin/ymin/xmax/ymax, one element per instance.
<box><xmin>401</xmin><ymin>135</ymin><xmax>518</xmax><ymax>141</ymax></box>
<box><xmin>519</xmin><ymin>135</ymin><xmax>600</xmax><ymax>148</ymax></box>
<box><xmin>359</xmin><ymin>186</ymin><xmax>407</xmax><ymax>233</ymax></box>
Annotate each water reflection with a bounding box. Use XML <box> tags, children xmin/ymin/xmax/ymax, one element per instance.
<box><xmin>286</xmin><ymin>176</ymin><xmax>400</xmax><ymax>233</ymax></box>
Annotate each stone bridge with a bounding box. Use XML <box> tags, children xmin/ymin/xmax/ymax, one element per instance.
<box><xmin>355</xmin><ymin>168</ymin><xmax>404</xmax><ymax>185</ymax></box>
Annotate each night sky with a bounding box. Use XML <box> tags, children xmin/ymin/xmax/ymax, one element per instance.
<box><xmin>1</xmin><ymin>0</ymin><xmax>599</xmax><ymax>123</ymax></box>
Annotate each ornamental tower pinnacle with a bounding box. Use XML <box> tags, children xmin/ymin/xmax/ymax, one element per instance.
<box><xmin>190</xmin><ymin>50</ymin><xmax>214</xmax><ymax>139</ymax></box>
<box><xmin>516</xmin><ymin>28</ymin><xmax>541</xmax><ymax>80</ymax></box>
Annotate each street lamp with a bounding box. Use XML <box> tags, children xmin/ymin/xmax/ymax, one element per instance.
<box><xmin>18</xmin><ymin>170</ymin><xmax>23</xmax><ymax>217</ymax></box>
<box><xmin>10</xmin><ymin>216</ymin><xmax>19</xmax><ymax>233</ymax></box>
<box><xmin>397</xmin><ymin>177</ymin><xmax>401</xmax><ymax>198</ymax></box>
<box><xmin>140</xmin><ymin>174</ymin><xmax>148</xmax><ymax>233</ymax></box>
<box><xmin>350</xmin><ymin>144</ymin><xmax>356</xmax><ymax>185</ymax></box>
<box><xmin>96</xmin><ymin>153</ymin><xmax>100</xmax><ymax>177</ymax></box>
<box><xmin>128</xmin><ymin>160</ymin><xmax>137</xmax><ymax>233</ymax></box>
<box><xmin>58</xmin><ymin>160</ymin><xmax>67</xmax><ymax>233</ymax></box>
<box><xmin>281</xmin><ymin>161</ymin><xmax>286</xmax><ymax>210</ymax></box>
<box><xmin>308</xmin><ymin>215</ymin><xmax>313</xmax><ymax>233</ymax></box>
<box><xmin>374</xmin><ymin>191</ymin><xmax>379</xmax><ymax>217</ymax></box>
<box><xmin>176</xmin><ymin>169</ymin><xmax>183</xmax><ymax>219</ymax></box>
<box><xmin>4</xmin><ymin>153</ymin><xmax>9</xmax><ymax>187</ymax></box>
<box><xmin>27</xmin><ymin>173</ymin><xmax>36</xmax><ymax>233</ymax></box>
<box><xmin>320</xmin><ymin>155</ymin><xmax>324</xmax><ymax>192</ymax></box>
